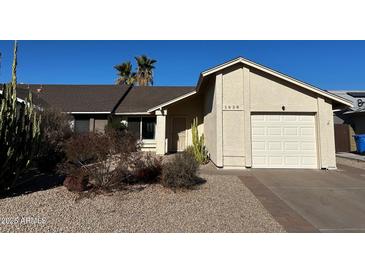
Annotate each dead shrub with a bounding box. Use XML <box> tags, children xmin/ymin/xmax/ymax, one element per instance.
<box><xmin>59</xmin><ymin>128</ymin><xmax>139</xmax><ymax>190</ymax></box>
<box><xmin>131</xmin><ymin>153</ymin><xmax>162</xmax><ymax>183</ymax></box>
<box><xmin>63</xmin><ymin>173</ymin><xmax>89</xmax><ymax>192</ymax></box>
<box><xmin>36</xmin><ymin>108</ymin><xmax>73</xmax><ymax>172</ymax></box>
<box><xmin>162</xmin><ymin>151</ymin><xmax>201</xmax><ymax>189</ymax></box>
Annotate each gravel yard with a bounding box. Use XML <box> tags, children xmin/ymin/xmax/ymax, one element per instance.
<box><xmin>0</xmin><ymin>174</ymin><xmax>284</xmax><ymax>232</ymax></box>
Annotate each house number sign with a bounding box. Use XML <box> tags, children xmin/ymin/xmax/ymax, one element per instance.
<box><xmin>224</xmin><ymin>105</ymin><xmax>242</xmax><ymax>110</ymax></box>
<box><xmin>358</xmin><ymin>99</ymin><xmax>364</xmax><ymax>108</ymax></box>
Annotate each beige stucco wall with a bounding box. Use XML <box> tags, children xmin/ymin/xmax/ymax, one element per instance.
<box><xmin>203</xmin><ymin>77</ymin><xmax>218</xmax><ymax>164</ymax></box>
<box><xmin>222</xmin><ymin>65</ymin><xmax>245</xmax><ymax>167</ymax></box>
<box><xmin>200</xmin><ymin>64</ymin><xmax>338</xmax><ymax>169</ymax></box>
<box><xmin>165</xmin><ymin>93</ymin><xmax>204</xmax><ymax>152</ymax></box>
<box><xmin>250</xmin><ymin>69</ymin><xmax>318</xmax><ymax>112</ymax></box>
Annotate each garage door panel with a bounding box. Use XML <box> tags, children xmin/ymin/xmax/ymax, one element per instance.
<box><xmin>269</xmin><ymin>156</ymin><xmax>283</xmax><ymax>165</ymax></box>
<box><xmin>282</xmin><ymin>115</ymin><xmax>297</xmax><ymax>122</ymax></box>
<box><xmin>299</xmin><ymin>115</ymin><xmax>314</xmax><ymax>122</ymax></box>
<box><xmin>285</xmin><ymin>156</ymin><xmax>299</xmax><ymax>166</ymax></box>
<box><xmin>252</xmin><ymin>156</ymin><xmax>267</xmax><ymax>165</ymax></box>
<box><xmin>267</xmin><ymin>127</ymin><xmax>281</xmax><ymax>136</ymax></box>
<box><xmin>301</xmin><ymin>127</ymin><xmax>315</xmax><ymax>136</ymax></box>
<box><xmin>251</xmin><ymin>115</ymin><xmax>265</xmax><ymax>122</ymax></box>
<box><xmin>284</xmin><ymin>142</ymin><xmax>300</xmax><ymax>151</ymax></box>
<box><xmin>252</xmin><ymin>127</ymin><xmax>266</xmax><ymax>137</ymax></box>
<box><xmin>267</xmin><ymin>115</ymin><xmax>281</xmax><ymax>121</ymax></box>
<box><xmin>268</xmin><ymin>141</ymin><xmax>282</xmax><ymax>150</ymax></box>
<box><xmin>301</xmin><ymin>142</ymin><xmax>316</xmax><ymax>151</ymax></box>
<box><xmin>251</xmin><ymin>113</ymin><xmax>318</xmax><ymax>169</ymax></box>
<box><xmin>252</xmin><ymin>141</ymin><xmax>266</xmax><ymax>150</ymax></box>
<box><xmin>302</xmin><ymin>156</ymin><xmax>317</xmax><ymax>166</ymax></box>
<box><xmin>283</xmin><ymin>127</ymin><xmax>298</xmax><ymax>136</ymax></box>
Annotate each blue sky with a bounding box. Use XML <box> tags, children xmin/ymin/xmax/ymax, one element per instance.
<box><xmin>0</xmin><ymin>40</ymin><xmax>364</xmax><ymax>90</ymax></box>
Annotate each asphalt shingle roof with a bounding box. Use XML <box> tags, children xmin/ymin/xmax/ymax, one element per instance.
<box><xmin>17</xmin><ymin>84</ymin><xmax>195</xmax><ymax>113</ymax></box>
<box><xmin>329</xmin><ymin>90</ymin><xmax>365</xmax><ymax>114</ymax></box>
<box><xmin>114</xmin><ymin>86</ymin><xmax>195</xmax><ymax>113</ymax></box>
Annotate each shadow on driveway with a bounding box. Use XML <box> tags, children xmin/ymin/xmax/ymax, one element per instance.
<box><xmin>0</xmin><ymin>169</ymin><xmax>64</xmax><ymax>199</ymax></box>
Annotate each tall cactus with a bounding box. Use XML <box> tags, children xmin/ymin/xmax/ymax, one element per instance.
<box><xmin>190</xmin><ymin>117</ymin><xmax>208</xmax><ymax>164</ymax></box>
<box><xmin>0</xmin><ymin>41</ymin><xmax>41</xmax><ymax>191</ymax></box>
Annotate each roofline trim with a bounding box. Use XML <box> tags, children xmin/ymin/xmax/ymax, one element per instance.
<box><xmin>343</xmin><ymin>109</ymin><xmax>365</xmax><ymax>115</ymax></box>
<box><xmin>65</xmin><ymin>111</ymin><xmax>152</xmax><ymax>115</ymax></box>
<box><xmin>196</xmin><ymin>57</ymin><xmax>353</xmax><ymax>107</ymax></box>
<box><xmin>66</xmin><ymin>111</ymin><xmax>111</xmax><ymax>114</ymax></box>
<box><xmin>147</xmin><ymin>90</ymin><xmax>197</xmax><ymax>112</ymax></box>
<box><xmin>114</xmin><ymin>112</ymin><xmax>151</xmax><ymax>115</ymax></box>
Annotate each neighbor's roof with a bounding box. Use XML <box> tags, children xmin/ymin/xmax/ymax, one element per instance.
<box><xmin>196</xmin><ymin>57</ymin><xmax>353</xmax><ymax>107</ymax></box>
<box><xmin>18</xmin><ymin>84</ymin><xmax>195</xmax><ymax>114</ymax></box>
<box><xmin>329</xmin><ymin>90</ymin><xmax>365</xmax><ymax>114</ymax></box>
<box><xmin>16</xmin><ymin>87</ymin><xmax>49</xmax><ymax>107</ymax></box>
<box><xmin>0</xmin><ymin>86</ymin><xmax>49</xmax><ymax>107</ymax></box>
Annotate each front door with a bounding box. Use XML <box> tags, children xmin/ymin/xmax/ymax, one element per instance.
<box><xmin>172</xmin><ymin>117</ymin><xmax>186</xmax><ymax>152</ymax></box>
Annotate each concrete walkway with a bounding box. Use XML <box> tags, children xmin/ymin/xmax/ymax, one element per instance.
<box><xmin>336</xmin><ymin>152</ymin><xmax>365</xmax><ymax>170</ymax></box>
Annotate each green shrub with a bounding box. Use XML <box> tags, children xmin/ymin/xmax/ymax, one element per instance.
<box><xmin>190</xmin><ymin>117</ymin><xmax>209</xmax><ymax>165</ymax></box>
<box><xmin>162</xmin><ymin>151</ymin><xmax>199</xmax><ymax>189</ymax></box>
<box><xmin>0</xmin><ymin>41</ymin><xmax>41</xmax><ymax>192</ymax></box>
<box><xmin>105</xmin><ymin>115</ymin><xmax>127</xmax><ymax>132</ymax></box>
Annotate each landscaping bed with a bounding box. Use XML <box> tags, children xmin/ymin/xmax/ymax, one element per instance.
<box><xmin>0</xmin><ymin>174</ymin><xmax>284</xmax><ymax>233</ymax></box>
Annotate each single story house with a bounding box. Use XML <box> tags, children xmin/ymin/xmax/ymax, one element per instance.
<box><xmin>18</xmin><ymin>57</ymin><xmax>352</xmax><ymax>169</ymax></box>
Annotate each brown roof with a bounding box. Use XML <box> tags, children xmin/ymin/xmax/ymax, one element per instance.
<box><xmin>0</xmin><ymin>85</ymin><xmax>49</xmax><ymax>107</ymax></box>
<box><xmin>18</xmin><ymin>84</ymin><xmax>130</xmax><ymax>113</ymax></box>
<box><xmin>17</xmin><ymin>84</ymin><xmax>194</xmax><ymax>113</ymax></box>
<box><xmin>114</xmin><ymin>86</ymin><xmax>195</xmax><ymax>113</ymax></box>
<box><xmin>16</xmin><ymin>87</ymin><xmax>49</xmax><ymax>107</ymax></box>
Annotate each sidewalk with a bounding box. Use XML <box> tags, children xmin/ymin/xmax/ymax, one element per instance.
<box><xmin>337</xmin><ymin>152</ymin><xmax>365</xmax><ymax>169</ymax></box>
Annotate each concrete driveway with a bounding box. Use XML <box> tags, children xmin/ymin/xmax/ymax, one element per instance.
<box><xmin>250</xmin><ymin>165</ymin><xmax>365</xmax><ymax>232</ymax></box>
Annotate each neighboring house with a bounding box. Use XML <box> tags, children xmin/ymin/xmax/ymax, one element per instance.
<box><xmin>330</xmin><ymin>90</ymin><xmax>365</xmax><ymax>133</ymax></box>
<box><xmin>19</xmin><ymin>57</ymin><xmax>351</xmax><ymax>169</ymax></box>
<box><xmin>0</xmin><ymin>86</ymin><xmax>48</xmax><ymax>108</ymax></box>
<box><xmin>328</xmin><ymin>90</ymin><xmax>365</xmax><ymax>152</ymax></box>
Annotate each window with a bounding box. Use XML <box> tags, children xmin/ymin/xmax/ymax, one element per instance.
<box><xmin>127</xmin><ymin>116</ymin><xmax>156</xmax><ymax>140</ymax></box>
<box><xmin>74</xmin><ymin>119</ymin><xmax>89</xmax><ymax>134</ymax></box>
<box><xmin>127</xmin><ymin>117</ymin><xmax>141</xmax><ymax>139</ymax></box>
<box><xmin>142</xmin><ymin>117</ymin><xmax>156</xmax><ymax>139</ymax></box>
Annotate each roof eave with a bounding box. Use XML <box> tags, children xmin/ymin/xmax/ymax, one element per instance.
<box><xmin>147</xmin><ymin>90</ymin><xmax>197</xmax><ymax>113</ymax></box>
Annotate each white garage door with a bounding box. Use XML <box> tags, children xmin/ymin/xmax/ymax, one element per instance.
<box><xmin>251</xmin><ymin>114</ymin><xmax>318</xmax><ymax>168</ymax></box>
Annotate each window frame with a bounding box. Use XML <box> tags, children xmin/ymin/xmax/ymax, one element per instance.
<box><xmin>127</xmin><ymin>116</ymin><xmax>156</xmax><ymax>141</ymax></box>
<box><xmin>74</xmin><ymin>118</ymin><xmax>90</xmax><ymax>134</ymax></box>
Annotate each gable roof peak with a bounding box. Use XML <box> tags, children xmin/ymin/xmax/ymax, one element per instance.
<box><xmin>196</xmin><ymin>56</ymin><xmax>352</xmax><ymax>107</ymax></box>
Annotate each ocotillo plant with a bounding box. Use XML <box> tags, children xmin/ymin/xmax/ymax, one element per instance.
<box><xmin>190</xmin><ymin>117</ymin><xmax>209</xmax><ymax>164</ymax></box>
<box><xmin>0</xmin><ymin>41</ymin><xmax>41</xmax><ymax>192</ymax></box>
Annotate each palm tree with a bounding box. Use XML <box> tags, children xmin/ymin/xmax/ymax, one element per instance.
<box><xmin>135</xmin><ymin>55</ymin><xmax>156</xmax><ymax>86</ymax></box>
<box><xmin>114</xmin><ymin>61</ymin><xmax>136</xmax><ymax>85</ymax></box>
